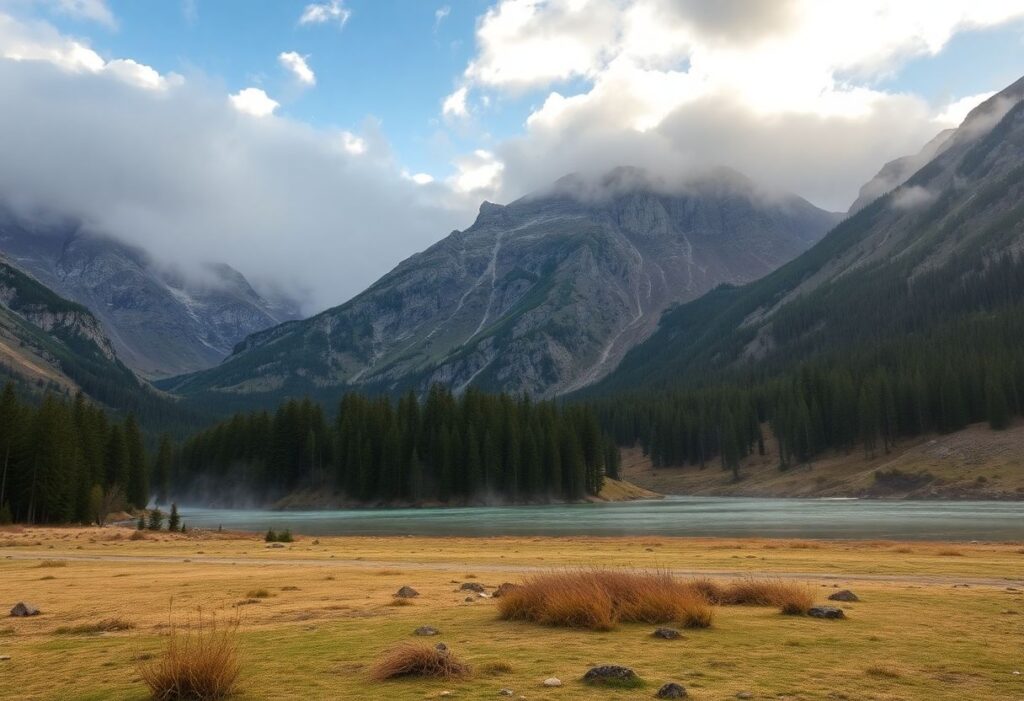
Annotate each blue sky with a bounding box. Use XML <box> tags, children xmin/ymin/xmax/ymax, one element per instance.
<box><xmin>3</xmin><ymin>0</ymin><xmax>1024</xmax><ymax>309</ymax></box>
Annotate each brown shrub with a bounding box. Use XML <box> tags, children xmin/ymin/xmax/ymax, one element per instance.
<box><xmin>34</xmin><ymin>560</ymin><xmax>67</xmax><ymax>568</ymax></box>
<box><xmin>244</xmin><ymin>589</ymin><xmax>271</xmax><ymax>599</ymax></box>
<box><xmin>369</xmin><ymin>643</ymin><xmax>470</xmax><ymax>681</ymax></box>
<box><xmin>936</xmin><ymin>549</ymin><xmax>964</xmax><ymax>557</ymax></box>
<box><xmin>497</xmin><ymin>570</ymin><xmax>713</xmax><ymax>631</ymax></box>
<box><xmin>138</xmin><ymin>611</ymin><xmax>240</xmax><ymax>701</ymax></box>
<box><xmin>387</xmin><ymin>598</ymin><xmax>414</xmax><ymax>607</ymax></box>
<box><xmin>130</xmin><ymin>531</ymin><xmax>149</xmax><ymax>541</ymax></box>
<box><xmin>684</xmin><ymin>578</ymin><xmax>727</xmax><ymax>605</ymax></box>
<box><xmin>722</xmin><ymin>578</ymin><xmax>815</xmax><ymax>613</ymax></box>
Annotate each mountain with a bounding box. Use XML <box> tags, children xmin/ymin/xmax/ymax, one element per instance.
<box><xmin>847</xmin><ymin>128</ymin><xmax>956</xmax><ymax>214</ymax></box>
<box><xmin>163</xmin><ymin>167</ymin><xmax>839</xmax><ymax>405</ymax></box>
<box><xmin>0</xmin><ymin>254</ymin><xmax>142</xmax><ymax>401</ymax></box>
<box><xmin>592</xmin><ymin>75</ymin><xmax>1024</xmax><ymax>395</ymax></box>
<box><xmin>0</xmin><ymin>211</ymin><xmax>301</xmax><ymax>378</ymax></box>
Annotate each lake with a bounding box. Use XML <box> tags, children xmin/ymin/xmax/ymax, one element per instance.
<box><xmin>178</xmin><ymin>497</ymin><xmax>1024</xmax><ymax>541</ymax></box>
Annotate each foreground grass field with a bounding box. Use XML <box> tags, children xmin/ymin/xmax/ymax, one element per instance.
<box><xmin>1</xmin><ymin>527</ymin><xmax>1022</xmax><ymax>700</ymax></box>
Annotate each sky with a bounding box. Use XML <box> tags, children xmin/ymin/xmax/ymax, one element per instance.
<box><xmin>1</xmin><ymin>0</ymin><xmax>1024</xmax><ymax>312</ymax></box>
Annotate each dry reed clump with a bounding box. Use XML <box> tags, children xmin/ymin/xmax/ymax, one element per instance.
<box><xmin>137</xmin><ymin>610</ymin><xmax>240</xmax><ymax>701</ymax></box>
<box><xmin>720</xmin><ymin>578</ymin><xmax>815</xmax><ymax>615</ymax></box>
<box><xmin>497</xmin><ymin>570</ymin><xmax>714</xmax><ymax>631</ymax></box>
<box><xmin>369</xmin><ymin>643</ymin><xmax>471</xmax><ymax>681</ymax></box>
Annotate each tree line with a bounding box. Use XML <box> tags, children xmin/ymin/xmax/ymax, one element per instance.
<box><xmin>174</xmin><ymin>386</ymin><xmax>619</xmax><ymax>505</ymax></box>
<box><xmin>0</xmin><ymin>384</ymin><xmax>172</xmax><ymax>524</ymax></box>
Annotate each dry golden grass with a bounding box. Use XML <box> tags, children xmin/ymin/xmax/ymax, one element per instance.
<box><xmin>721</xmin><ymin>578</ymin><xmax>815</xmax><ymax>612</ymax></box>
<box><xmin>55</xmin><ymin>618</ymin><xmax>134</xmax><ymax>635</ymax></box>
<box><xmin>497</xmin><ymin>569</ymin><xmax>714</xmax><ymax>630</ymax></box>
<box><xmin>368</xmin><ymin>642</ymin><xmax>470</xmax><ymax>681</ymax></box>
<box><xmin>244</xmin><ymin>589</ymin><xmax>271</xmax><ymax>599</ymax></box>
<box><xmin>137</xmin><ymin>611</ymin><xmax>240</xmax><ymax>701</ymax></box>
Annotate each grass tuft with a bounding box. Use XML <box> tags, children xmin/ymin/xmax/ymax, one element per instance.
<box><xmin>497</xmin><ymin>570</ymin><xmax>714</xmax><ymax>631</ymax></box>
<box><xmin>34</xmin><ymin>560</ymin><xmax>67</xmax><ymax>568</ymax></box>
<box><xmin>369</xmin><ymin>643</ymin><xmax>470</xmax><ymax>681</ymax></box>
<box><xmin>138</xmin><ymin>610</ymin><xmax>240</xmax><ymax>701</ymax></box>
<box><xmin>244</xmin><ymin>589</ymin><xmax>271</xmax><ymax>599</ymax></box>
<box><xmin>387</xmin><ymin>598</ymin><xmax>414</xmax><ymax>607</ymax></box>
<box><xmin>721</xmin><ymin>578</ymin><xmax>815</xmax><ymax>614</ymax></box>
<box><xmin>55</xmin><ymin>618</ymin><xmax>134</xmax><ymax>635</ymax></box>
<box><xmin>479</xmin><ymin>660</ymin><xmax>514</xmax><ymax>675</ymax></box>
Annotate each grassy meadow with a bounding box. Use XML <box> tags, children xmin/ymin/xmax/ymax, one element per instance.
<box><xmin>0</xmin><ymin>527</ymin><xmax>1022</xmax><ymax>700</ymax></box>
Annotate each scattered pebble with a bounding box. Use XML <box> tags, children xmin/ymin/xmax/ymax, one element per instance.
<box><xmin>543</xmin><ymin>677</ymin><xmax>562</xmax><ymax>687</ymax></box>
<box><xmin>652</xmin><ymin>627</ymin><xmax>681</xmax><ymax>639</ymax></box>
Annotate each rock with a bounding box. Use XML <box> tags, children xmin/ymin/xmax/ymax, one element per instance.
<box><xmin>656</xmin><ymin>682</ymin><xmax>687</xmax><ymax>698</ymax></box>
<box><xmin>583</xmin><ymin>665</ymin><xmax>638</xmax><ymax>685</ymax></box>
<box><xmin>415</xmin><ymin>626</ymin><xmax>440</xmax><ymax>636</ymax></box>
<box><xmin>394</xmin><ymin>586</ymin><xmax>419</xmax><ymax>599</ymax></box>
<box><xmin>266</xmin><ymin>542</ymin><xmax>285</xmax><ymax>549</ymax></box>
<box><xmin>543</xmin><ymin>677</ymin><xmax>562</xmax><ymax>687</ymax></box>
<box><xmin>652</xmin><ymin>627</ymin><xmax>681</xmax><ymax>640</ymax></box>
<box><xmin>808</xmin><ymin>606</ymin><xmax>846</xmax><ymax>619</ymax></box>
<box><xmin>464</xmin><ymin>596</ymin><xmax>475</xmax><ymax>602</ymax></box>
<box><xmin>499</xmin><ymin>690</ymin><xmax>514</xmax><ymax>697</ymax></box>
<box><xmin>460</xmin><ymin>582</ymin><xmax>486</xmax><ymax>593</ymax></box>
<box><xmin>493</xmin><ymin>583</ymin><xmax>519</xmax><ymax>598</ymax></box>
<box><xmin>439</xmin><ymin>692</ymin><xmax>452</xmax><ymax>697</ymax></box>
<box><xmin>827</xmin><ymin>590</ymin><xmax>859</xmax><ymax>602</ymax></box>
<box><xmin>10</xmin><ymin>602</ymin><xmax>39</xmax><ymax>617</ymax></box>
<box><xmin>0</xmin><ymin>656</ymin><xmax>9</xmax><ymax>661</ymax></box>
<box><xmin>435</xmin><ymin>643</ymin><xmax>448</xmax><ymax>652</ymax></box>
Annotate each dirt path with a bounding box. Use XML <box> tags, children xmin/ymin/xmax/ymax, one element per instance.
<box><xmin>5</xmin><ymin>551</ymin><xmax>1021</xmax><ymax>588</ymax></box>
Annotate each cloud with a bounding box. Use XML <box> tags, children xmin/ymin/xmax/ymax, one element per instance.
<box><xmin>0</xmin><ymin>15</ymin><xmax>469</xmax><ymax>313</ymax></box>
<box><xmin>229</xmin><ymin>87</ymin><xmax>279</xmax><ymax>117</ymax></box>
<box><xmin>278</xmin><ymin>51</ymin><xmax>315</xmax><ymax>86</ymax></box>
<box><xmin>298</xmin><ymin>0</ymin><xmax>350</xmax><ymax>27</ymax></box>
<box><xmin>434</xmin><ymin>5</ymin><xmax>450</xmax><ymax>30</ymax></box>
<box><xmin>934</xmin><ymin>91</ymin><xmax>998</xmax><ymax>127</ymax></box>
<box><xmin>448</xmin><ymin>0</ymin><xmax>1024</xmax><ymax>210</ymax></box>
<box><xmin>37</xmin><ymin>0</ymin><xmax>116</xmax><ymax>27</ymax></box>
<box><xmin>891</xmin><ymin>185</ymin><xmax>938</xmax><ymax>210</ymax></box>
<box><xmin>442</xmin><ymin>85</ymin><xmax>469</xmax><ymax>118</ymax></box>
<box><xmin>449</xmin><ymin>149</ymin><xmax>504</xmax><ymax>193</ymax></box>
<box><xmin>0</xmin><ymin>13</ymin><xmax>178</xmax><ymax>89</ymax></box>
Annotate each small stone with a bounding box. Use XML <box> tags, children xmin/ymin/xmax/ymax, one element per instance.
<box><xmin>583</xmin><ymin>665</ymin><xmax>638</xmax><ymax>685</ymax></box>
<box><xmin>10</xmin><ymin>602</ymin><xmax>39</xmax><ymax>617</ymax></box>
<box><xmin>394</xmin><ymin>586</ymin><xmax>419</xmax><ymax>599</ymax></box>
<box><xmin>656</xmin><ymin>682</ymin><xmax>687</xmax><ymax>699</ymax></box>
<box><xmin>543</xmin><ymin>677</ymin><xmax>562</xmax><ymax>687</ymax></box>
<box><xmin>460</xmin><ymin>582</ymin><xmax>486</xmax><ymax>593</ymax></box>
<box><xmin>828</xmin><ymin>590</ymin><xmax>859</xmax><ymax>602</ymax></box>
<box><xmin>652</xmin><ymin>627</ymin><xmax>681</xmax><ymax>640</ymax></box>
<box><xmin>498</xmin><ymin>689</ymin><xmax>514</xmax><ymax>697</ymax></box>
<box><xmin>493</xmin><ymin>583</ymin><xmax>519</xmax><ymax>598</ymax></box>
<box><xmin>439</xmin><ymin>692</ymin><xmax>452</xmax><ymax>697</ymax></box>
<box><xmin>0</xmin><ymin>656</ymin><xmax>10</xmax><ymax>661</ymax></box>
<box><xmin>266</xmin><ymin>542</ymin><xmax>285</xmax><ymax>549</ymax></box>
<box><xmin>415</xmin><ymin>626</ymin><xmax>440</xmax><ymax>636</ymax></box>
<box><xmin>464</xmin><ymin>596</ymin><xmax>475</xmax><ymax>602</ymax></box>
<box><xmin>808</xmin><ymin>606</ymin><xmax>846</xmax><ymax>619</ymax></box>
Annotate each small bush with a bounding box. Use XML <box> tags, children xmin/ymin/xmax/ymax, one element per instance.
<box><xmin>138</xmin><ymin>611</ymin><xmax>240</xmax><ymax>701</ymax></box>
<box><xmin>721</xmin><ymin>578</ymin><xmax>815</xmax><ymax>612</ymax></box>
<box><xmin>130</xmin><ymin>530</ymin><xmax>149</xmax><ymax>541</ymax></box>
<box><xmin>479</xmin><ymin>661</ymin><xmax>514</xmax><ymax>675</ymax></box>
<box><xmin>369</xmin><ymin>643</ymin><xmax>470</xmax><ymax>681</ymax></box>
<box><xmin>56</xmin><ymin>618</ymin><xmax>134</xmax><ymax>635</ymax></box>
<box><xmin>35</xmin><ymin>560</ymin><xmax>67</xmax><ymax>568</ymax></box>
<box><xmin>497</xmin><ymin>570</ymin><xmax>714</xmax><ymax>631</ymax></box>
<box><xmin>244</xmin><ymin>589</ymin><xmax>271</xmax><ymax>599</ymax></box>
<box><xmin>264</xmin><ymin>529</ymin><xmax>294</xmax><ymax>543</ymax></box>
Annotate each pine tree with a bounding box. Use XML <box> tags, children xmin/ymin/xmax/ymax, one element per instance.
<box><xmin>167</xmin><ymin>503</ymin><xmax>181</xmax><ymax>532</ymax></box>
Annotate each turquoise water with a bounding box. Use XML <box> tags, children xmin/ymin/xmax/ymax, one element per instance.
<box><xmin>178</xmin><ymin>497</ymin><xmax>1024</xmax><ymax>541</ymax></box>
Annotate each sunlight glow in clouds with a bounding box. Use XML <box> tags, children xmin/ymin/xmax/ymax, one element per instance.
<box><xmin>229</xmin><ymin>87</ymin><xmax>279</xmax><ymax>117</ymax></box>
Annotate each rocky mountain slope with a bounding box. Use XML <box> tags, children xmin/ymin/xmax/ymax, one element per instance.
<box><xmin>591</xmin><ymin>75</ymin><xmax>1024</xmax><ymax>394</ymax></box>
<box><xmin>164</xmin><ymin>167</ymin><xmax>838</xmax><ymax>405</ymax></box>
<box><xmin>0</xmin><ymin>212</ymin><xmax>300</xmax><ymax>378</ymax></box>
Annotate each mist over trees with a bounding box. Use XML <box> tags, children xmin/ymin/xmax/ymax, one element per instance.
<box><xmin>174</xmin><ymin>386</ymin><xmax>618</xmax><ymax>505</ymax></box>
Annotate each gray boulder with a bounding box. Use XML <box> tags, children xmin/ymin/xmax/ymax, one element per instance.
<box><xmin>583</xmin><ymin>665</ymin><xmax>639</xmax><ymax>685</ymax></box>
<box><xmin>414</xmin><ymin>626</ymin><xmax>440</xmax><ymax>636</ymax></box>
<box><xmin>828</xmin><ymin>590</ymin><xmax>859</xmax><ymax>602</ymax></box>
<box><xmin>808</xmin><ymin>606</ymin><xmax>846</xmax><ymax>619</ymax></box>
<box><xmin>656</xmin><ymin>682</ymin><xmax>687</xmax><ymax>698</ymax></box>
<box><xmin>10</xmin><ymin>602</ymin><xmax>39</xmax><ymax>617</ymax></box>
<box><xmin>459</xmin><ymin>582</ymin><xmax>486</xmax><ymax>593</ymax></box>
<box><xmin>394</xmin><ymin>586</ymin><xmax>419</xmax><ymax>599</ymax></box>
<box><xmin>652</xmin><ymin>627</ymin><xmax>681</xmax><ymax>639</ymax></box>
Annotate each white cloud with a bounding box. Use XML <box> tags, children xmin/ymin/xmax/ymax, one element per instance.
<box><xmin>449</xmin><ymin>149</ymin><xmax>504</xmax><ymax>194</ymax></box>
<box><xmin>403</xmin><ymin>170</ymin><xmax>436</xmax><ymax>185</ymax></box>
<box><xmin>298</xmin><ymin>0</ymin><xmax>350</xmax><ymax>27</ymax></box>
<box><xmin>278</xmin><ymin>50</ymin><xmax>315</xmax><ymax>86</ymax></box>
<box><xmin>892</xmin><ymin>185</ymin><xmax>938</xmax><ymax>210</ymax></box>
<box><xmin>0</xmin><ymin>12</ymin><xmax>177</xmax><ymax>89</ymax></box>
<box><xmin>340</xmin><ymin>130</ymin><xmax>366</xmax><ymax>154</ymax></box>
<box><xmin>442</xmin><ymin>85</ymin><xmax>469</xmax><ymax>118</ymax></box>
<box><xmin>229</xmin><ymin>87</ymin><xmax>279</xmax><ymax>117</ymax></box>
<box><xmin>40</xmin><ymin>0</ymin><xmax>116</xmax><ymax>27</ymax></box>
<box><xmin>449</xmin><ymin>0</ymin><xmax>1024</xmax><ymax>210</ymax></box>
<box><xmin>934</xmin><ymin>91</ymin><xmax>997</xmax><ymax>126</ymax></box>
<box><xmin>434</xmin><ymin>5</ymin><xmax>451</xmax><ymax>30</ymax></box>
